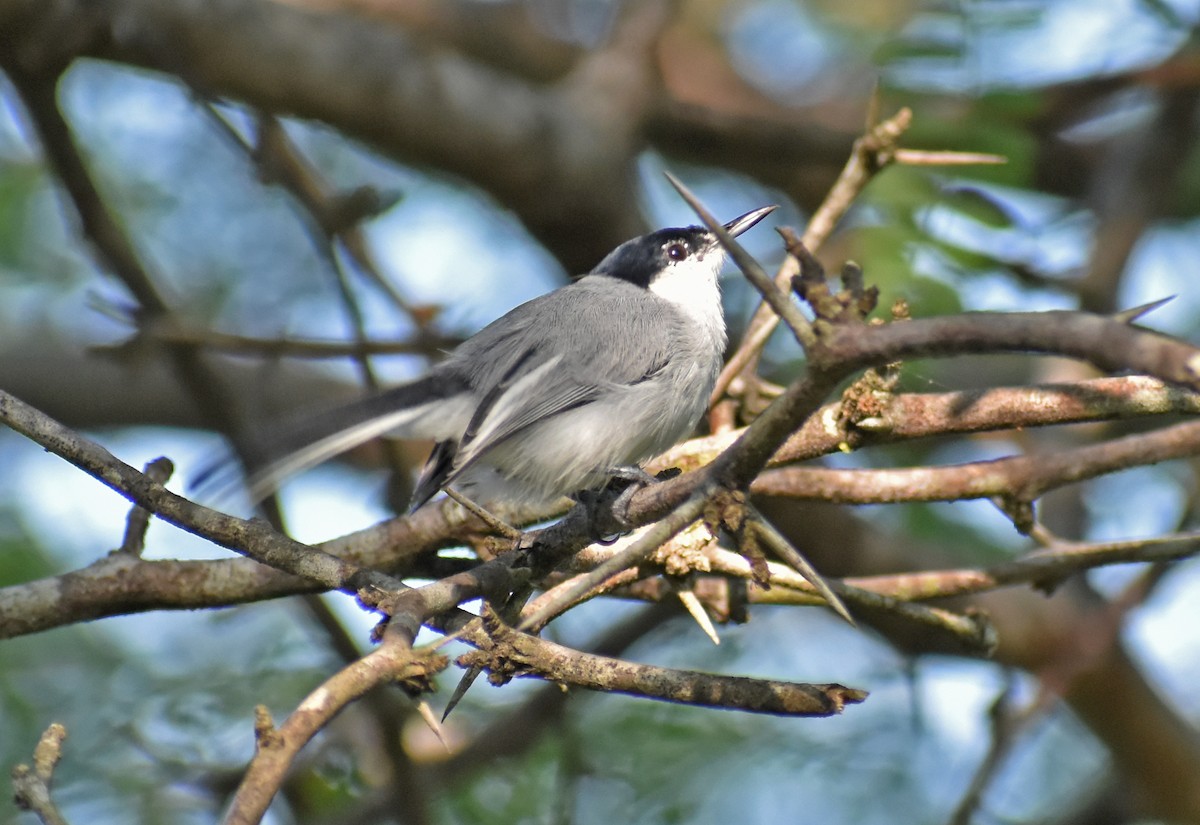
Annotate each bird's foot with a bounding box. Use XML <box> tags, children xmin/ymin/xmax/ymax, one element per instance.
<box><xmin>604</xmin><ymin>465</ymin><xmax>660</xmax><ymax>531</ymax></box>
<box><xmin>576</xmin><ymin>466</ymin><xmax>680</xmax><ymax>542</ymax></box>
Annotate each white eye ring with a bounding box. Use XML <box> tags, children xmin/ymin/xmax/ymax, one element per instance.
<box><xmin>665</xmin><ymin>241</ymin><xmax>689</xmax><ymax>261</ymax></box>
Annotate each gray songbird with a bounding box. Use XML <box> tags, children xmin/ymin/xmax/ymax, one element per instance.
<box><xmin>242</xmin><ymin>205</ymin><xmax>777</xmax><ymax>512</ymax></box>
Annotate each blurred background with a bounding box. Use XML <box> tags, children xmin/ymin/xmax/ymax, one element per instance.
<box><xmin>2</xmin><ymin>0</ymin><xmax>1200</xmax><ymax>823</ymax></box>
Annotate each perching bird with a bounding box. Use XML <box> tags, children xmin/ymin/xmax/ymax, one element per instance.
<box><xmin>239</xmin><ymin>205</ymin><xmax>776</xmax><ymax>513</ymax></box>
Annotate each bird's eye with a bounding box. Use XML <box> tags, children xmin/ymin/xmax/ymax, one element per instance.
<box><xmin>665</xmin><ymin>241</ymin><xmax>689</xmax><ymax>261</ymax></box>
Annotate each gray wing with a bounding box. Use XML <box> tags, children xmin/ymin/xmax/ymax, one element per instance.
<box><xmin>429</xmin><ymin>276</ymin><xmax>676</xmax><ymax>482</ymax></box>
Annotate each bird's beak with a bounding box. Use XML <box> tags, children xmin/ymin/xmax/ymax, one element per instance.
<box><xmin>724</xmin><ymin>205</ymin><xmax>778</xmax><ymax>237</ymax></box>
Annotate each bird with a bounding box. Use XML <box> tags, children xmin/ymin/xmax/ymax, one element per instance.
<box><xmin>238</xmin><ymin>204</ymin><xmax>777</xmax><ymax>515</ymax></box>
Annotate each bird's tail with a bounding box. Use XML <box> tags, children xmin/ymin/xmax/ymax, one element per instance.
<box><xmin>196</xmin><ymin>372</ymin><xmax>470</xmax><ymax>504</ymax></box>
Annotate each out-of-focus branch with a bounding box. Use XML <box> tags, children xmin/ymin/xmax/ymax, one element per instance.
<box><xmin>278</xmin><ymin>0</ymin><xmax>581</xmax><ymax>82</ymax></box>
<box><xmin>237</xmin><ymin>110</ymin><xmax>416</xmax><ymax>494</ymax></box>
<box><xmin>0</xmin><ymin>0</ymin><xmax>661</xmax><ymax>272</ymax></box>
<box><xmin>0</xmin><ymin>63</ymin><xmax>245</xmax><ymax>438</ymax></box>
<box><xmin>1077</xmin><ymin>87</ymin><xmax>1200</xmax><ymax>314</ymax></box>
<box><xmin>245</xmin><ymin>112</ymin><xmax>417</xmax><ymax>317</ymax></box>
<box><xmin>108</xmin><ymin>321</ymin><xmax>462</xmax><ymax>360</ymax></box>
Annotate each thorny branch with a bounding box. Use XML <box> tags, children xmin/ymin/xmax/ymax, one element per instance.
<box><xmin>666</xmin><ymin>375</ymin><xmax>1200</xmax><ymax>471</ymax></box>
<box><xmin>707</xmin><ymin>104</ymin><xmax>998</xmax><ymax>403</ymax></box>
<box><xmin>3</xmin><ymin>289</ymin><xmax>1198</xmax><ymax>634</ymax></box>
<box><xmin>0</xmin><ymin>377</ymin><xmax>1193</xmax><ymax>639</ymax></box>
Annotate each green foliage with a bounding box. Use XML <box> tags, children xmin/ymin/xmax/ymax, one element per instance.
<box><xmin>0</xmin><ymin>161</ymin><xmax>43</xmax><ymax>274</ymax></box>
<box><xmin>2</xmin><ymin>597</ymin><xmax>341</xmax><ymax>824</ymax></box>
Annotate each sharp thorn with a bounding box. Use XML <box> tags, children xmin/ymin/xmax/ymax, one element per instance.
<box><xmin>677</xmin><ymin>589</ymin><xmax>720</xmax><ymax>645</ymax></box>
<box><xmin>749</xmin><ymin>515</ymin><xmax>855</xmax><ymax>627</ymax></box>
<box><xmin>415</xmin><ymin>700</ymin><xmax>451</xmax><ymax>752</ymax></box>
<box><xmin>1113</xmin><ymin>296</ymin><xmax>1175</xmax><ymax>324</ymax></box>
<box><xmin>441</xmin><ymin>665</ymin><xmax>482</xmax><ymax>722</ymax></box>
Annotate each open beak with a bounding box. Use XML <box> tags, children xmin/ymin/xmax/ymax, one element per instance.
<box><xmin>724</xmin><ymin>205</ymin><xmax>778</xmax><ymax>237</ymax></box>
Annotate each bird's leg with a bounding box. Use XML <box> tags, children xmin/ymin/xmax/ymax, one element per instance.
<box><xmin>606</xmin><ymin>465</ymin><xmax>661</xmax><ymax>488</ymax></box>
<box><xmin>571</xmin><ymin>488</ymin><xmax>620</xmax><ymax>544</ymax></box>
<box><xmin>603</xmin><ymin>465</ymin><xmax>660</xmax><ymax>530</ymax></box>
<box><xmin>575</xmin><ymin>466</ymin><xmax>680</xmax><ymax>541</ymax></box>
<box><xmin>604</xmin><ymin>465</ymin><xmax>681</xmax><ymax>533</ymax></box>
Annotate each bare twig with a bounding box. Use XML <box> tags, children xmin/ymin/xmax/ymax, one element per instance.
<box><xmin>0</xmin><ymin>388</ymin><xmax>402</xmax><ymax>596</ymax></box>
<box><xmin>11</xmin><ymin>723</ymin><xmax>70</xmax><ymax>825</ymax></box>
<box><xmin>221</xmin><ymin>631</ymin><xmax>446</xmax><ymax>825</ymax></box>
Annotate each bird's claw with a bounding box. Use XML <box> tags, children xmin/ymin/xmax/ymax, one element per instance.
<box><xmin>587</xmin><ymin>465</ymin><xmax>678</xmax><ymax>541</ymax></box>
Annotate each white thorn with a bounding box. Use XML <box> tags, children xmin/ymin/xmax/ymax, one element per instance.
<box><xmin>415</xmin><ymin>700</ymin><xmax>450</xmax><ymax>753</ymax></box>
<box><xmin>678</xmin><ymin>589</ymin><xmax>720</xmax><ymax>645</ymax></box>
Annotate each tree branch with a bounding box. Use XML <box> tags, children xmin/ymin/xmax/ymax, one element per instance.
<box><xmin>221</xmin><ymin>632</ymin><xmax>445</xmax><ymax>825</ymax></box>
<box><xmin>458</xmin><ymin>608</ymin><xmax>866</xmax><ymax>717</ymax></box>
<box><xmin>666</xmin><ymin>376</ymin><xmax>1200</xmax><ymax>471</ymax></box>
<box><xmin>752</xmin><ymin>419</ymin><xmax>1200</xmax><ymax>506</ymax></box>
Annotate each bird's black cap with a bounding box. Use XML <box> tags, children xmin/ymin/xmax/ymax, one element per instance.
<box><xmin>590</xmin><ymin>206</ymin><xmax>776</xmax><ymax>288</ymax></box>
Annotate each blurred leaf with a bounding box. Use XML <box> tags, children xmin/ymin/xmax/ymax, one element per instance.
<box><xmin>0</xmin><ymin>529</ymin><xmax>59</xmax><ymax>586</ymax></box>
<box><xmin>874</xmin><ymin>36</ymin><xmax>967</xmax><ymax>66</ymax></box>
<box><xmin>1170</xmin><ymin>140</ymin><xmax>1200</xmax><ymax>217</ymax></box>
<box><xmin>849</xmin><ymin>224</ymin><xmax>964</xmax><ymax>317</ymax></box>
<box><xmin>0</xmin><ymin>161</ymin><xmax>44</xmax><ymax>274</ymax></box>
<box><xmin>923</xmin><ymin>236</ymin><xmax>1001</xmax><ymax>276</ymax></box>
<box><xmin>868</xmin><ymin>164</ymin><xmax>944</xmax><ymax>216</ymax></box>
<box><xmin>1138</xmin><ymin>0</ymin><xmax>1188</xmax><ymax>28</ymax></box>
<box><xmin>937</xmin><ymin>184</ymin><xmax>1017</xmax><ymax>229</ymax></box>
